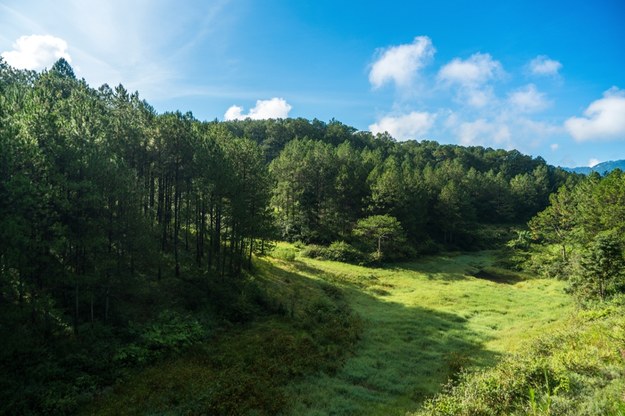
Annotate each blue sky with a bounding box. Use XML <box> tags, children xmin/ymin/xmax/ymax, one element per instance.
<box><xmin>1</xmin><ymin>0</ymin><xmax>624</xmax><ymax>167</ymax></box>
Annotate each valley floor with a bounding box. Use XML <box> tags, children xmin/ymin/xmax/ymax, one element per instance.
<box><xmin>86</xmin><ymin>249</ymin><xmax>574</xmax><ymax>415</ymax></box>
<box><xmin>275</xmin><ymin>250</ymin><xmax>571</xmax><ymax>415</ymax></box>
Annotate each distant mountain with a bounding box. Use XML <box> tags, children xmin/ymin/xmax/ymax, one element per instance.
<box><xmin>562</xmin><ymin>160</ymin><xmax>625</xmax><ymax>175</ymax></box>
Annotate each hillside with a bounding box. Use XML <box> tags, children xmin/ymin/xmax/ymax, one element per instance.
<box><xmin>562</xmin><ymin>159</ymin><xmax>625</xmax><ymax>175</ymax></box>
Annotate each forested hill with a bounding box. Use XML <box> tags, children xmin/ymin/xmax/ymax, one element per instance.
<box><xmin>0</xmin><ymin>57</ymin><xmax>576</xmax><ymax>270</ymax></box>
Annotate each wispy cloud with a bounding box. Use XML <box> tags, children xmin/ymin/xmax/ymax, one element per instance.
<box><xmin>224</xmin><ymin>97</ymin><xmax>292</xmax><ymax>120</ymax></box>
<box><xmin>528</xmin><ymin>55</ymin><xmax>562</xmax><ymax>76</ymax></box>
<box><xmin>369</xmin><ymin>36</ymin><xmax>435</xmax><ymax>90</ymax></box>
<box><xmin>369</xmin><ymin>111</ymin><xmax>436</xmax><ymax>140</ymax></box>
<box><xmin>507</xmin><ymin>84</ymin><xmax>549</xmax><ymax>113</ymax></box>
<box><xmin>564</xmin><ymin>87</ymin><xmax>625</xmax><ymax>141</ymax></box>
<box><xmin>1</xmin><ymin>34</ymin><xmax>71</xmax><ymax>70</ymax></box>
<box><xmin>1</xmin><ymin>0</ymin><xmax>234</xmax><ymax>100</ymax></box>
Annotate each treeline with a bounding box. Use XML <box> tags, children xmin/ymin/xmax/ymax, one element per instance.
<box><xmin>222</xmin><ymin>119</ymin><xmax>572</xmax><ymax>250</ymax></box>
<box><xmin>1</xmin><ymin>58</ymin><xmax>276</xmax><ymax>337</ymax></box>
<box><xmin>520</xmin><ymin>170</ymin><xmax>625</xmax><ymax>302</ymax></box>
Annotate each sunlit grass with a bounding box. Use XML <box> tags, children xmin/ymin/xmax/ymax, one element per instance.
<box><xmin>280</xmin><ymin>249</ymin><xmax>572</xmax><ymax>415</ymax></box>
<box><xmin>84</xmin><ymin>246</ymin><xmax>573</xmax><ymax>415</ymax></box>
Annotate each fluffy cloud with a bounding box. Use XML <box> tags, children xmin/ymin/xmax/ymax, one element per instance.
<box><xmin>369</xmin><ymin>111</ymin><xmax>436</xmax><ymax>140</ymax></box>
<box><xmin>369</xmin><ymin>36</ymin><xmax>435</xmax><ymax>89</ymax></box>
<box><xmin>224</xmin><ymin>98</ymin><xmax>292</xmax><ymax>121</ymax></box>
<box><xmin>507</xmin><ymin>84</ymin><xmax>549</xmax><ymax>112</ymax></box>
<box><xmin>438</xmin><ymin>53</ymin><xmax>503</xmax><ymax>87</ymax></box>
<box><xmin>437</xmin><ymin>53</ymin><xmax>503</xmax><ymax>108</ymax></box>
<box><xmin>528</xmin><ymin>55</ymin><xmax>562</xmax><ymax>76</ymax></box>
<box><xmin>564</xmin><ymin>87</ymin><xmax>625</xmax><ymax>141</ymax></box>
<box><xmin>550</xmin><ymin>143</ymin><xmax>559</xmax><ymax>151</ymax></box>
<box><xmin>1</xmin><ymin>34</ymin><xmax>71</xmax><ymax>70</ymax></box>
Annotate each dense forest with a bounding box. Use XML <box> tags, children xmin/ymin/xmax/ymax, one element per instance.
<box><xmin>1</xmin><ymin>58</ymin><xmax>623</xmax><ymax>415</ymax></box>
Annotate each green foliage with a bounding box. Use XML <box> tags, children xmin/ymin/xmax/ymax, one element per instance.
<box><xmin>353</xmin><ymin>214</ymin><xmax>406</xmax><ymax>261</ymax></box>
<box><xmin>0</xmin><ymin>55</ymin><xmax>584</xmax><ymax>416</ymax></box>
<box><xmin>301</xmin><ymin>241</ymin><xmax>365</xmax><ymax>263</ymax></box>
<box><xmin>114</xmin><ymin>311</ymin><xmax>205</xmax><ymax>366</ymax></box>
<box><xmin>570</xmin><ymin>230</ymin><xmax>625</xmax><ymax>302</ymax></box>
<box><xmin>523</xmin><ymin>170</ymin><xmax>625</xmax><ymax>302</ymax></box>
<box><xmin>84</xmin><ymin>259</ymin><xmax>362</xmax><ymax>416</ymax></box>
<box><xmin>271</xmin><ymin>245</ymin><xmax>298</xmax><ymax>261</ymax></box>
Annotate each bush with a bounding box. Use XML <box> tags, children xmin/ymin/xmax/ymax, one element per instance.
<box><xmin>301</xmin><ymin>241</ymin><xmax>365</xmax><ymax>264</ymax></box>
<box><xmin>300</xmin><ymin>244</ymin><xmax>327</xmax><ymax>259</ymax></box>
<box><xmin>325</xmin><ymin>241</ymin><xmax>365</xmax><ymax>263</ymax></box>
<box><xmin>114</xmin><ymin>311</ymin><xmax>205</xmax><ymax>366</ymax></box>
<box><xmin>271</xmin><ymin>246</ymin><xmax>297</xmax><ymax>261</ymax></box>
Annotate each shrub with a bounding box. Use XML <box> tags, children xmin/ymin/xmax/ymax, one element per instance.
<box><xmin>301</xmin><ymin>241</ymin><xmax>365</xmax><ymax>264</ymax></box>
<box><xmin>300</xmin><ymin>244</ymin><xmax>328</xmax><ymax>259</ymax></box>
<box><xmin>325</xmin><ymin>241</ymin><xmax>365</xmax><ymax>263</ymax></box>
<box><xmin>271</xmin><ymin>246</ymin><xmax>297</xmax><ymax>261</ymax></box>
<box><xmin>114</xmin><ymin>311</ymin><xmax>205</xmax><ymax>366</ymax></box>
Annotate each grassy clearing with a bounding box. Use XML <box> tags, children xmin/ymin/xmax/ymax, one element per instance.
<box><xmin>280</xmin><ymin>248</ymin><xmax>572</xmax><ymax>415</ymax></box>
<box><xmin>84</xmin><ymin>246</ymin><xmax>573</xmax><ymax>415</ymax></box>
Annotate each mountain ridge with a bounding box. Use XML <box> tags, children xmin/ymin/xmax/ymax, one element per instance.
<box><xmin>561</xmin><ymin>159</ymin><xmax>625</xmax><ymax>175</ymax></box>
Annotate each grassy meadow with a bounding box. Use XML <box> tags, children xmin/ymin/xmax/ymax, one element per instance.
<box><xmin>86</xmin><ymin>246</ymin><xmax>574</xmax><ymax>415</ymax></box>
<box><xmin>273</xmin><ymin>247</ymin><xmax>572</xmax><ymax>415</ymax></box>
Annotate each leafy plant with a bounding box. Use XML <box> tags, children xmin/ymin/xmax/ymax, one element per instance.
<box><xmin>114</xmin><ymin>311</ymin><xmax>205</xmax><ymax>366</ymax></box>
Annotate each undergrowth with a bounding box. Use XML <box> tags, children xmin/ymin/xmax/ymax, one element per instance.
<box><xmin>83</xmin><ymin>257</ymin><xmax>362</xmax><ymax>415</ymax></box>
<box><xmin>413</xmin><ymin>297</ymin><xmax>625</xmax><ymax>416</ymax></box>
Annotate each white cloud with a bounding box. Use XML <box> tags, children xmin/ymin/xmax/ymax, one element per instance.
<box><xmin>564</xmin><ymin>87</ymin><xmax>625</xmax><ymax>141</ymax></box>
<box><xmin>369</xmin><ymin>111</ymin><xmax>436</xmax><ymax>140</ymax></box>
<box><xmin>369</xmin><ymin>36</ymin><xmax>435</xmax><ymax>89</ymax></box>
<box><xmin>1</xmin><ymin>34</ymin><xmax>71</xmax><ymax>70</ymax></box>
<box><xmin>437</xmin><ymin>53</ymin><xmax>503</xmax><ymax>108</ymax></box>
<box><xmin>465</xmin><ymin>87</ymin><xmax>496</xmax><ymax>108</ymax></box>
<box><xmin>224</xmin><ymin>97</ymin><xmax>292</xmax><ymax>120</ymax></box>
<box><xmin>507</xmin><ymin>84</ymin><xmax>549</xmax><ymax>112</ymax></box>
<box><xmin>550</xmin><ymin>143</ymin><xmax>559</xmax><ymax>151</ymax></box>
<box><xmin>588</xmin><ymin>158</ymin><xmax>600</xmax><ymax>167</ymax></box>
<box><xmin>457</xmin><ymin>118</ymin><xmax>511</xmax><ymax>147</ymax></box>
<box><xmin>438</xmin><ymin>53</ymin><xmax>503</xmax><ymax>87</ymax></box>
<box><xmin>528</xmin><ymin>55</ymin><xmax>562</xmax><ymax>76</ymax></box>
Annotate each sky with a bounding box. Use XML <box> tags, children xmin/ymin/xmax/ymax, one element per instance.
<box><xmin>1</xmin><ymin>0</ymin><xmax>624</xmax><ymax>167</ymax></box>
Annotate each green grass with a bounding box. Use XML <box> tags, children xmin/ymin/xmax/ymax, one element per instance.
<box><xmin>277</xmin><ymin>249</ymin><xmax>572</xmax><ymax>415</ymax></box>
<box><xmin>84</xmin><ymin>247</ymin><xmax>574</xmax><ymax>415</ymax></box>
<box><xmin>413</xmin><ymin>301</ymin><xmax>625</xmax><ymax>415</ymax></box>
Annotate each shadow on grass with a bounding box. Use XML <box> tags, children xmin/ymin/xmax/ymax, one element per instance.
<box><xmin>262</xmin><ymin>258</ymin><xmax>502</xmax><ymax>415</ymax></box>
<box><xmin>85</xmin><ymin>256</ymin><xmax>503</xmax><ymax>416</ymax></box>
<box><xmin>471</xmin><ymin>268</ymin><xmax>523</xmax><ymax>284</ymax></box>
